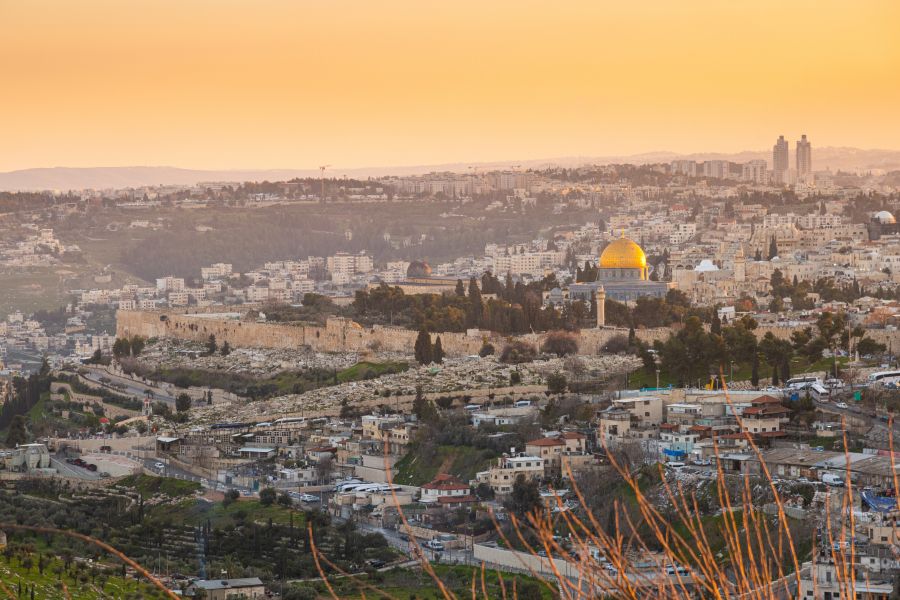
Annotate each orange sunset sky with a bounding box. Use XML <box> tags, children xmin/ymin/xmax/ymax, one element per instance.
<box><xmin>1</xmin><ymin>0</ymin><xmax>899</xmax><ymax>171</ymax></box>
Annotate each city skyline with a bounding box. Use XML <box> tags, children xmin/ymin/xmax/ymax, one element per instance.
<box><xmin>2</xmin><ymin>0</ymin><xmax>899</xmax><ymax>171</ymax></box>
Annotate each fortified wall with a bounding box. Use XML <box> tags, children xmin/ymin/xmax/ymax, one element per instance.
<box><xmin>116</xmin><ymin>310</ymin><xmax>669</xmax><ymax>357</ymax></box>
<box><xmin>116</xmin><ymin>310</ymin><xmax>900</xmax><ymax>357</ymax></box>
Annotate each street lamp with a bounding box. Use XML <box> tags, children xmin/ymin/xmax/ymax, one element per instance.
<box><xmin>655</xmin><ymin>368</ymin><xmax>660</xmax><ymax>390</ymax></box>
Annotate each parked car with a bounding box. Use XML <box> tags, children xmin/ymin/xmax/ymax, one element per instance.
<box><xmin>836</xmin><ymin>402</ymin><xmax>849</xmax><ymax>409</ymax></box>
<box><xmin>299</xmin><ymin>493</ymin><xmax>319</xmax><ymax>503</ymax></box>
<box><xmin>154</xmin><ymin>462</ymin><xmax>165</xmax><ymax>470</ymax></box>
<box><xmin>424</xmin><ymin>540</ymin><xmax>444</xmax><ymax>551</ymax></box>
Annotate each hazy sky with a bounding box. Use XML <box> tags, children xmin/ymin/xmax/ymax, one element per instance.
<box><xmin>2</xmin><ymin>0</ymin><xmax>899</xmax><ymax>171</ymax></box>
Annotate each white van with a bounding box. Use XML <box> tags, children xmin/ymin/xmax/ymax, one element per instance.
<box><xmin>821</xmin><ymin>473</ymin><xmax>845</xmax><ymax>487</ymax></box>
<box><xmin>515</xmin><ymin>400</ymin><xmax>532</xmax><ymax>408</ymax></box>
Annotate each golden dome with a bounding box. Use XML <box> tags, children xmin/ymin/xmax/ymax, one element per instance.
<box><xmin>599</xmin><ymin>235</ymin><xmax>647</xmax><ymax>269</ymax></box>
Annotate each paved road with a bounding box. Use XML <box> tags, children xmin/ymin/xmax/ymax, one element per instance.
<box><xmin>80</xmin><ymin>367</ymin><xmax>176</xmax><ymax>403</ymax></box>
<box><xmin>50</xmin><ymin>456</ymin><xmax>103</xmax><ymax>480</ymax></box>
<box><xmin>138</xmin><ymin>457</ymin><xmax>261</xmax><ymax>496</ymax></box>
<box><xmin>357</xmin><ymin>523</ymin><xmax>475</xmax><ymax>565</ymax></box>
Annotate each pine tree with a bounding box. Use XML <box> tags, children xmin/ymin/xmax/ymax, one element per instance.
<box><xmin>455</xmin><ymin>279</ymin><xmax>465</xmax><ymax>296</ymax></box>
<box><xmin>768</xmin><ymin>236</ymin><xmax>779</xmax><ymax>260</ymax></box>
<box><xmin>432</xmin><ymin>336</ymin><xmax>444</xmax><ymax>364</ymax></box>
<box><xmin>711</xmin><ymin>312</ymin><xmax>722</xmax><ymax>335</ymax></box>
<box><xmin>754</xmin><ymin>248</ymin><xmax>762</xmax><ymax>262</ymax></box>
<box><xmin>751</xmin><ymin>354</ymin><xmax>760</xmax><ymax>387</ymax></box>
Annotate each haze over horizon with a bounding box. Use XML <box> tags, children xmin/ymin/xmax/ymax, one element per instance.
<box><xmin>2</xmin><ymin>0</ymin><xmax>899</xmax><ymax>172</ymax></box>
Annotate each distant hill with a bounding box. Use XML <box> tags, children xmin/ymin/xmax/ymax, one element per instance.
<box><xmin>2</xmin><ymin>147</ymin><xmax>899</xmax><ymax>191</ymax></box>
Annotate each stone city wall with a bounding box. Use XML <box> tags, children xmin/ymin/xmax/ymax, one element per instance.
<box><xmin>117</xmin><ymin>310</ymin><xmax>900</xmax><ymax>358</ymax></box>
<box><xmin>116</xmin><ymin>310</ymin><xmax>671</xmax><ymax>357</ymax></box>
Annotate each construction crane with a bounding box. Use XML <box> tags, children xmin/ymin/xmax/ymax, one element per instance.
<box><xmin>319</xmin><ymin>165</ymin><xmax>331</xmax><ymax>203</ymax></box>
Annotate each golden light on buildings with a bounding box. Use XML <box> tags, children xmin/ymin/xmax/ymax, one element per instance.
<box><xmin>599</xmin><ymin>237</ymin><xmax>647</xmax><ymax>270</ymax></box>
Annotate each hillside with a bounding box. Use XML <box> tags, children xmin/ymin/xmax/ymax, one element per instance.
<box><xmin>4</xmin><ymin>146</ymin><xmax>900</xmax><ymax>190</ymax></box>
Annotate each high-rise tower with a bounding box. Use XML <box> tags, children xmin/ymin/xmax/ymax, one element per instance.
<box><xmin>796</xmin><ymin>134</ymin><xmax>812</xmax><ymax>179</ymax></box>
<box><xmin>772</xmin><ymin>135</ymin><xmax>789</xmax><ymax>183</ymax></box>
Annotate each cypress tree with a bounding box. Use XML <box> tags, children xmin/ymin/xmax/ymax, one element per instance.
<box><xmin>433</xmin><ymin>336</ymin><xmax>444</xmax><ymax>364</ymax></box>
<box><xmin>711</xmin><ymin>312</ymin><xmax>722</xmax><ymax>335</ymax></box>
<box><xmin>414</xmin><ymin>329</ymin><xmax>432</xmax><ymax>365</ymax></box>
<box><xmin>467</xmin><ymin>277</ymin><xmax>483</xmax><ymax>327</ymax></box>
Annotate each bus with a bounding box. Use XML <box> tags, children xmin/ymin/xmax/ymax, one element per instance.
<box><xmin>867</xmin><ymin>371</ymin><xmax>900</xmax><ymax>386</ymax></box>
<box><xmin>273</xmin><ymin>417</ymin><xmax>307</xmax><ymax>426</ymax></box>
<box><xmin>809</xmin><ymin>383</ymin><xmax>831</xmax><ymax>402</ymax></box>
<box><xmin>784</xmin><ymin>376</ymin><xmax>821</xmax><ymax>390</ymax></box>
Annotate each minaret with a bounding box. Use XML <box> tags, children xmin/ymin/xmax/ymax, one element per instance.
<box><xmin>733</xmin><ymin>246</ymin><xmax>746</xmax><ymax>283</ymax></box>
<box><xmin>594</xmin><ymin>286</ymin><xmax>606</xmax><ymax>328</ymax></box>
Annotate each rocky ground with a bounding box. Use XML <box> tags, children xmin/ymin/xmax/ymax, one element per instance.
<box><xmin>136</xmin><ymin>338</ymin><xmax>377</xmax><ymax>375</ymax></box>
<box><xmin>186</xmin><ymin>353</ymin><xmax>644</xmax><ymax>424</ymax></box>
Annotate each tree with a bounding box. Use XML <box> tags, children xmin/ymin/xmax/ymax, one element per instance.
<box><xmin>478</xmin><ymin>342</ymin><xmax>495</xmax><ymax>357</ymax></box>
<box><xmin>412</xmin><ymin>386</ymin><xmax>439</xmax><ymax>424</ymax></box>
<box><xmin>658</xmin><ymin>317</ymin><xmax>724</xmax><ymax>387</ymax></box>
<box><xmin>475</xmin><ymin>482</ymin><xmax>495</xmax><ymax>500</ymax></box>
<box><xmin>467</xmin><ymin>277</ymin><xmax>483</xmax><ymax>327</ymax></box>
<box><xmin>722</xmin><ymin>320</ymin><xmax>757</xmax><ymax>365</ymax></box>
<box><xmin>175</xmin><ymin>393</ymin><xmax>192</xmax><ymax>413</ymax></box>
<box><xmin>751</xmin><ymin>353</ymin><xmax>760</xmax><ymax>387</ymax></box>
<box><xmin>540</xmin><ymin>330</ymin><xmax>579</xmax><ymax>357</ymax></box>
<box><xmin>112</xmin><ymin>338</ymin><xmax>131</xmax><ymax>360</ymax></box>
<box><xmin>500</xmin><ymin>341</ymin><xmax>537</xmax><ymax>364</ymax></box>
<box><xmin>857</xmin><ymin>337</ymin><xmax>886</xmax><ymax>356</ymax></box>
<box><xmin>222</xmin><ymin>489</ymin><xmax>240</xmax><ymax>507</ymax></box>
<box><xmin>206</xmin><ymin>335</ymin><xmax>218</xmax><ymax>356</ymax></box>
<box><xmin>259</xmin><ymin>487</ymin><xmax>277</xmax><ymax>506</ymax></box>
<box><xmin>546</xmin><ymin>372</ymin><xmax>567</xmax><ymax>395</ymax></box>
<box><xmin>220</xmin><ymin>341</ymin><xmax>232</xmax><ymax>356</ymax></box>
<box><xmin>790</xmin><ymin>327</ymin><xmax>813</xmax><ymax>351</ymax></box>
<box><xmin>504</xmin><ymin>475</ymin><xmax>542</xmax><ymax>519</ymax></box>
<box><xmin>129</xmin><ymin>336</ymin><xmax>146</xmax><ymax>357</ymax></box>
<box><xmin>432</xmin><ymin>336</ymin><xmax>444</xmax><ymax>364</ymax></box>
<box><xmin>316</xmin><ymin>455</ymin><xmax>334</xmax><ymax>484</ymax></box>
<box><xmin>517</xmin><ymin>581</ymin><xmax>543</xmax><ymax>600</ymax></box>
<box><xmin>414</xmin><ymin>329</ymin><xmax>433</xmax><ymax>365</ymax></box>
<box><xmin>454</xmin><ymin>279</ymin><xmax>466</xmax><ymax>297</ymax></box>
<box><xmin>710</xmin><ymin>312</ymin><xmax>722</xmax><ymax>335</ymax></box>
<box><xmin>768</xmin><ymin>236</ymin><xmax>779</xmax><ymax>260</ymax></box>
<box><xmin>759</xmin><ymin>332</ymin><xmax>793</xmax><ymax>387</ymax></box>
<box><xmin>816</xmin><ymin>311</ymin><xmax>846</xmax><ymax>348</ymax></box>
<box><xmin>5</xmin><ymin>415</ymin><xmax>28</xmax><ymax>447</ymax></box>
